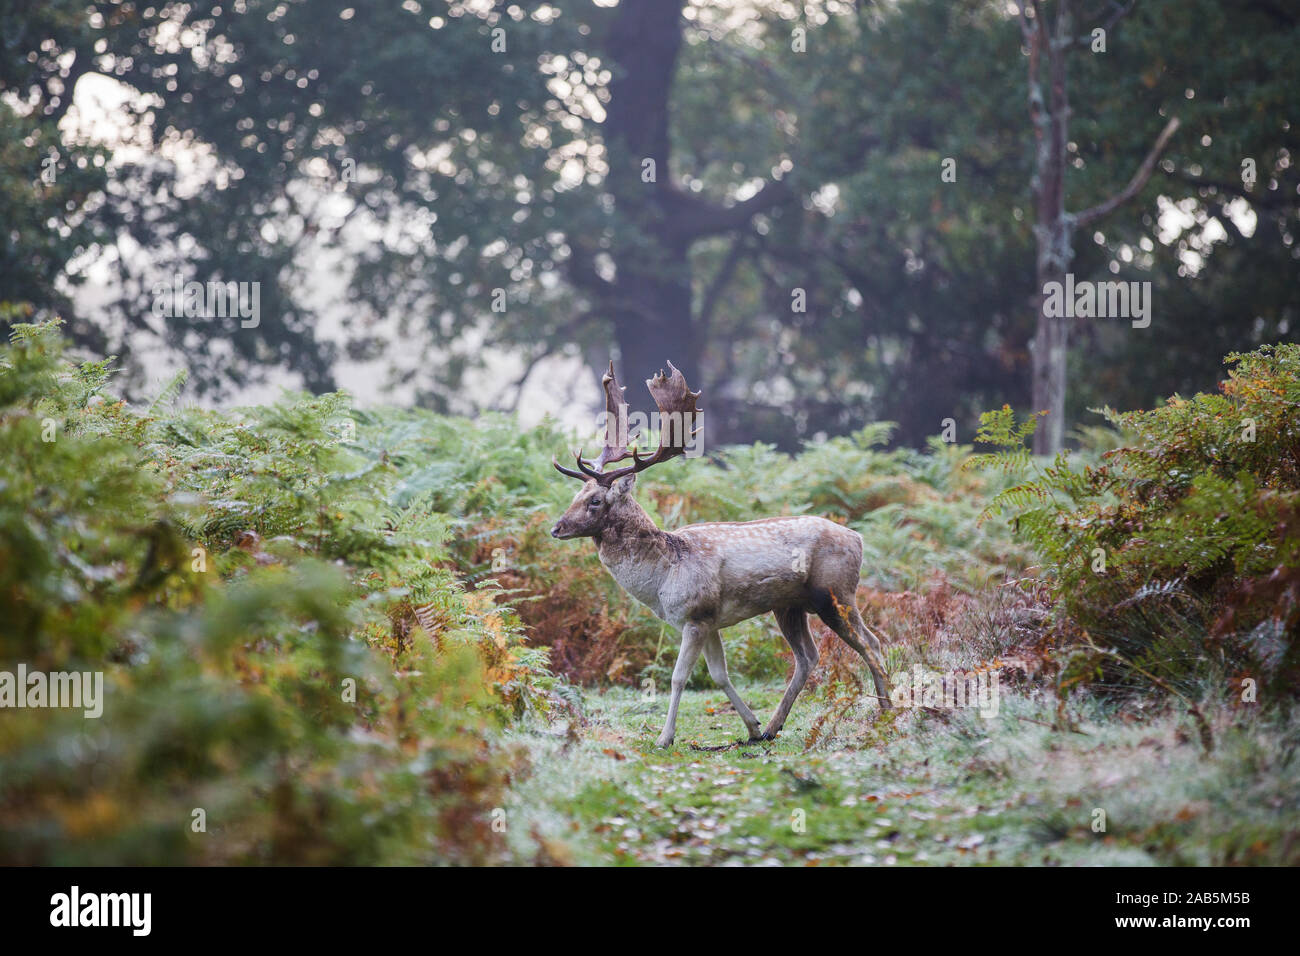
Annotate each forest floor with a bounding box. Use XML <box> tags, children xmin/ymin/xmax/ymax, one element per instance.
<box><xmin>502</xmin><ymin>681</ymin><xmax>1297</xmax><ymax>866</ymax></box>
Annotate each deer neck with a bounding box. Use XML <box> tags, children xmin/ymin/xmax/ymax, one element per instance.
<box><xmin>594</xmin><ymin>499</ymin><xmax>679</xmax><ymax>610</ymax></box>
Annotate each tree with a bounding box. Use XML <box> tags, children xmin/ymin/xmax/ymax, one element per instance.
<box><xmin>0</xmin><ymin>0</ymin><xmax>110</xmax><ymax>348</ymax></box>
<box><xmin>37</xmin><ymin>1</ymin><xmax>800</xmax><ymax>415</ymax></box>
<box><xmin>1016</xmin><ymin>0</ymin><xmax>1179</xmax><ymax>454</ymax></box>
<box><xmin>1063</xmin><ymin>0</ymin><xmax>1300</xmax><ymax>424</ymax></box>
<box><xmin>4</xmin><ymin>0</ymin><xmax>1295</xmax><ymax>450</ymax></box>
<box><xmin>578</xmin><ymin>0</ymin><xmax>793</xmax><ymax>396</ymax></box>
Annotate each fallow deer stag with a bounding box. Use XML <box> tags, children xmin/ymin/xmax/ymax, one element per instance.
<box><xmin>551</xmin><ymin>360</ymin><xmax>891</xmax><ymax>747</ymax></box>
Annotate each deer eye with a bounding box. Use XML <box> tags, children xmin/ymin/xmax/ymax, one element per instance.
<box><xmin>588</xmin><ymin>498</ymin><xmax>602</xmax><ymax>509</ymax></box>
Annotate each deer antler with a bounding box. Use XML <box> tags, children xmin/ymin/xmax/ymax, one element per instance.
<box><xmin>596</xmin><ymin>361</ymin><xmax>701</xmax><ymax>484</ymax></box>
<box><xmin>592</xmin><ymin>360</ymin><xmax>638</xmax><ymax>470</ymax></box>
<box><xmin>553</xmin><ymin>360</ymin><xmax>640</xmax><ymax>481</ymax></box>
<box><xmin>553</xmin><ymin>360</ymin><xmax>701</xmax><ymax>485</ymax></box>
<box><xmin>551</xmin><ymin>447</ymin><xmax>603</xmax><ymax>481</ymax></box>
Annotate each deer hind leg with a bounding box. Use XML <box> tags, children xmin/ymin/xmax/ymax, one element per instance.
<box><xmin>764</xmin><ymin>607</ymin><xmax>820</xmax><ymax>739</ymax></box>
<box><xmin>815</xmin><ymin>589</ymin><xmax>892</xmax><ymax>710</ymax></box>
<box><xmin>657</xmin><ymin>621</ymin><xmax>707</xmax><ymax>748</ymax></box>
<box><xmin>702</xmin><ymin>631</ymin><xmax>763</xmax><ymax>741</ymax></box>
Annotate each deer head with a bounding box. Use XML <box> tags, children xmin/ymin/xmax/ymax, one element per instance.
<box><xmin>550</xmin><ymin>359</ymin><xmax>701</xmax><ymax>539</ymax></box>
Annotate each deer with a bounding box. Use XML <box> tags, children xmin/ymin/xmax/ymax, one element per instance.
<box><xmin>551</xmin><ymin>360</ymin><xmax>891</xmax><ymax>748</ymax></box>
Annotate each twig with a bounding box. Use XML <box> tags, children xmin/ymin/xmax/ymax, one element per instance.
<box><xmin>1074</xmin><ymin>116</ymin><xmax>1181</xmax><ymax>228</ymax></box>
<box><xmin>1012</xmin><ymin>712</ymin><xmax>1089</xmax><ymax>734</ymax></box>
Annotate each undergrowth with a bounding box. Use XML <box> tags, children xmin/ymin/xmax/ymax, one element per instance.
<box><xmin>4</xmin><ymin>321</ymin><xmax>1294</xmax><ymax>866</ymax></box>
<box><xmin>968</xmin><ymin>343</ymin><xmax>1300</xmax><ymax>714</ymax></box>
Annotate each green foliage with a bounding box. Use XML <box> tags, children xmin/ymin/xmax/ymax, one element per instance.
<box><xmin>973</xmin><ymin>343</ymin><xmax>1300</xmax><ymax>700</ymax></box>
<box><xmin>9</xmin><ymin>0</ymin><xmax>1296</xmax><ymax>448</ymax></box>
<box><xmin>7</xmin><ymin>326</ymin><xmax>1295</xmax><ymax>868</ymax></box>
<box><xmin>0</xmin><ymin>0</ymin><xmax>110</xmax><ymax>320</ymax></box>
<box><xmin>0</xmin><ymin>323</ymin><xmax>562</xmax><ymax>864</ymax></box>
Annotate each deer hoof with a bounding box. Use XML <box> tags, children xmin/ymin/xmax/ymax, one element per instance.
<box><xmin>748</xmin><ymin>731</ymin><xmax>777</xmax><ymax>743</ymax></box>
<box><xmin>654</xmin><ymin>735</ymin><xmax>674</xmax><ymax>749</ymax></box>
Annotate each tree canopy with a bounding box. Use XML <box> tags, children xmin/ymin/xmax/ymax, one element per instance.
<box><xmin>3</xmin><ymin>0</ymin><xmax>1296</xmax><ymax>447</ymax></box>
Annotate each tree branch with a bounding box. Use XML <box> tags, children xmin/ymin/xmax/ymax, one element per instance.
<box><xmin>664</xmin><ymin>177</ymin><xmax>794</xmax><ymax>243</ymax></box>
<box><xmin>1099</xmin><ymin>0</ymin><xmax>1138</xmax><ymax>31</ymax></box>
<box><xmin>697</xmin><ymin>235</ymin><xmax>749</xmax><ymax>345</ymax></box>
<box><xmin>1016</xmin><ymin>0</ymin><xmax>1036</xmax><ymax>44</ymax></box>
<box><xmin>497</xmin><ymin>342</ymin><xmax>557</xmax><ymax>413</ymax></box>
<box><xmin>1073</xmin><ymin>116</ymin><xmax>1180</xmax><ymax>228</ymax></box>
<box><xmin>1062</xmin><ymin>0</ymin><xmax>1137</xmax><ymax>49</ymax></box>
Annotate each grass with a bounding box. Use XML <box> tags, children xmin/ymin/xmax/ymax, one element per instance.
<box><xmin>501</xmin><ymin>677</ymin><xmax>1300</xmax><ymax>866</ymax></box>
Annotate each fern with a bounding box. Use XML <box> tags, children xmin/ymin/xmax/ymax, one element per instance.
<box><xmin>970</xmin><ymin>343</ymin><xmax>1300</xmax><ymax>699</ymax></box>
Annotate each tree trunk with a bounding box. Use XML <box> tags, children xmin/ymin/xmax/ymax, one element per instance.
<box><xmin>1031</xmin><ymin>259</ymin><xmax>1068</xmax><ymax>456</ymax></box>
<box><xmin>602</xmin><ymin>0</ymin><xmax>696</xmax><ymax>387</ymax></box>
<box><xmin>612</xmin><ymin>257</ymin><xmax>699</xmax><ymax>391</ymax></box>
<box><xmin>581</xmin><ymin>0</ymin><xmax>794</xmax><ymax>445</ymax></box>
<box><xmin>1021</xmin><ymin>2</ymin><xmax>1179</xmax><ymax>455</ymax></box>
<box><xmin>1026</xmin><ymin>1</ymin><xmax>1072</xmax><ymax>456</ymax></box>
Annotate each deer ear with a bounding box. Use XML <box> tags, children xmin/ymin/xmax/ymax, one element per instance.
<box><xmin>611</xmin><ymin>473</ymin><xmax>636</xmax><ymax>498</ymax></box>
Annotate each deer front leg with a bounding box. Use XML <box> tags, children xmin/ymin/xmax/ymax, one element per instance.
<box><xmin>656</xmin><ymin>621</ymin><xmax>707</xmax><ymax>748</ymax></box>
